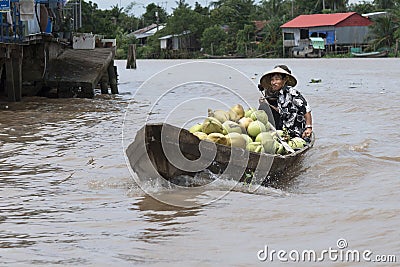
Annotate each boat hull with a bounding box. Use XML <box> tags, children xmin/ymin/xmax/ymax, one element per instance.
<box><xmin>126</xmin><ymin>123</ymin><xmax>315</xmax><ymax>186</ymax></box>
<box><xmin>351</xmin><ymin>50</ymin><xmax>389</xmax><ymax>58</ymax></box>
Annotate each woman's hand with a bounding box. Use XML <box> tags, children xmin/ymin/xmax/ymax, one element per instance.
<box><xmin>302</xmin><ymin>127</ymin><xmax>312</xmax><ymax>138</ymax></box>
<box><xmin>259</xmin><ymin>97</ymin><xmax>266</xmax><ymax>104</ymax></box>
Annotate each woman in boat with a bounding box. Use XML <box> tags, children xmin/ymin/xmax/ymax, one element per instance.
<box><xmin>258</xmin><ymin>65</ymin><xmax>313</xmax><ymax>139</ymax></box>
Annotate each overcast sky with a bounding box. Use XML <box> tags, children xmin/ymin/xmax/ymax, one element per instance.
<box><xmin>90</xmin><ymin>0</ymin><xmax>372</xmax><ymax>16</ymax></box>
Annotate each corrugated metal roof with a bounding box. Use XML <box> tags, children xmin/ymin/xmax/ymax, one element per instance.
<box><xmin>362</xmin><ymin>11</ymin><xmax>388</xmax><ymax>18</ymax></box>
<box><xmin>159</xmin><ymin>31</ymin><xmax>191</xmax><ymax>40</ymax></box>
<box><xmin>133</xmin><ymin>24</ymin><xmax>159</xmax><ymax>35</ymax></box>
<box><xmin>281</xmin><ymin>12</ymin><xmax>357</xmax><ymax>28</ymax></box>
<box><xmin>128</xmin><ymin>24</ymin><xmax>165</xmax><ymax>38</ymax></box>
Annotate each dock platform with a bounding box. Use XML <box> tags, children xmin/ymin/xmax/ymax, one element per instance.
<box><xmin>45</xmin><ymin>47</ymin><xmax>118</xmax><ymax>98</ymax></box>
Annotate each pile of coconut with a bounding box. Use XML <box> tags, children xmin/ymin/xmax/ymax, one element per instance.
<box><xmin>188</xmin><ymin>104</ymin><xmax>306</xmax><ymax>155</ymax></box>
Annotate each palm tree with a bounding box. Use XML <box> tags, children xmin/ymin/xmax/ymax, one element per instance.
<box><xmin>373</xmin><ymin>0</ymin><xmax>396</xmax><ymax>10</ymax></box>
<box><xmin>367</xmin><ymin>14</ymin><xmax>399</xmax><ymax>50</ymax></box>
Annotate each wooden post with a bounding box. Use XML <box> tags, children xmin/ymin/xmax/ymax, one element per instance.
<box><xmin>126</xmin><ymin>44</ymin><xmax>137</xmax><ymax>69</ymax></box>
<box><xmin>5</xmin><ymin>45</ymin><xmax>23</xmax><ymax>102</ymax></box>
<box><xmin>5</xmin><ymin>58</ymin><xmax>14</xmax><ymax>101</ymax></box>
<box><xmin>108</xmin><ymin>60</ymin><xmax>118</xmax><ymax>94</ymax></box>
<box><xmin>13</xmin><ymin>47</ymin><xmax>22</xmax><ymax>101</ymax></box>
<box><xmin>100</xmin><ymin>74</ymin><xmax>109</xmax><ymax>94</ymax></box>
<box><xmin>395</xmin><ymin>39</ymin><xmax>399</xmax><ymax>58</ymax></box>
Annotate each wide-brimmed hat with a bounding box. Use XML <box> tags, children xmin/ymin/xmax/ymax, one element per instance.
<box><xmin>260</xmin><ymin>67</ymin><xmax>297</xmax><ymax>90</ymax></box>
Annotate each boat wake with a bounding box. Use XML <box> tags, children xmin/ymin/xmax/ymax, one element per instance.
<box><xmin>127</xmin><ymin>170</ymin><xmax>289</xmax><ymax>200</ymax></box>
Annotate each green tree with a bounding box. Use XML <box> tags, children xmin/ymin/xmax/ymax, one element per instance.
<box><xmin>259</xmin><ymin>17</ymin><xmax>285</xmax><ymax>55</ymax></box>
<box><xmin>367</xmin><ymin>14</ymin><xmax>399</xmax><ymax>49</ymax></box>
<box><xmin>140</xmin><ymin>3</ymin><xmax>168</xmax><ymax>28</ymax></box>
<box><xmin>258</xmin><ymin>0</ymin><xmax>285</xmax><ymax>18</ymax></box>
<box><xmin>236</xmin><ymin>24</ymin><xmax>255</xmax><ymax>55</ymax></box>
<box><xmin>210</xmin><ymin>0</ymin><xmax>255</xmax><ymax>33</ymax></box>
<box><xmin>201</xmin><ymin>25</ymin><xmax>228</xmax><ymax>55</ymax></box>
<box><xmin>393</xmin><ymin>5</ymin><xmax>400</xmax><ymax>41</ymax></box>
<box><xmin>373</xmin><ymin>0</ymin><xmax>396</xmax><ymax>9</ymax></box>
<box><xmin>163</xmin><ymin>1</ymin><xmax>211</xmax><ymax>44</ymax></box>
<box><xmin>79</xmin><ymin>2</ymin><xmax>138</xmax><ymax>37</ymax></box>
<box><xmin>348</xmin><ymin>2</ymin><xmax>376</xmax><ymax>14</ymax></box>
<box><xmin>194</xmin><ymin>1</ymin><xmax>210</xmax><ymax>15</ymax></box>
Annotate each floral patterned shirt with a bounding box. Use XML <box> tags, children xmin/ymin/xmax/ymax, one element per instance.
<box><xmin>278</xmin><ymin>86</ymin><xmax>311</xmax><ymax>138</ymax></box>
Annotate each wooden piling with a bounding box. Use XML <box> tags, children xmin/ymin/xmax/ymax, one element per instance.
<box><xmin>100</xmin><ymin>74</ymin><xmax>109</xmax><ymax>94</ymax></box>
<box><xmin>5</xmin><ymin>45</ymin><xmax>23</xmax><ymax>102</ymax></box>
<box><xmin>126</xmin><ymin>44</ymin><xmax>137</xmax><ymax>69</ymax></box>
<box><xmin>108</xmin><ymin>61</ymin><xmax>118</xmax><ymax>94</ymax></box>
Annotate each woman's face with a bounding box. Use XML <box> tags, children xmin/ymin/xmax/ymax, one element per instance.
<box><xmin>270</xmin><ymin>74</ymin><xmax>286</xmax><ymax>91</ymax></box>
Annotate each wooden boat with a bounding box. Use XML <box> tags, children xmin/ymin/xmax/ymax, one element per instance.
<box><xmin>351</xmin><ymin>50</ymin><xmax>389</xmax><ymax>58</ymax></box>
<box><xmin>126</xmin><ymin>123</ymin><xmax>315</xmax><ymax>187</ymax></box>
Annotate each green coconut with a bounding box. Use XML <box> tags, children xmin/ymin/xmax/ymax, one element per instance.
<box><xmin>291</xmin><ymin>137</ymin><xmax>306</xmax><ymax>149</ymax></box>
<box><xmin>222</xmin><ymin>120</ymin><xmax>243</xmax><ymax>134</ymax></box>
<box><xmin>206</xmin><ymin>133</ymin><xmax>228</xmax><ymax>145</ymax></box>
<box><xmin>226</xmin><ymin>132</ymin><xmax>247</xmax><ymax>149</ymax></box>
<box><xmin>230</xmin><ymin>104</ymin><xmax>245</xmax><ymax>119</ymax></box>
<box><xmin>244</xmin><ymin>107</ymin><xmax>257</xmax><ymax>118</ymax></box>
<box><xmin>193</xmin><ymin>132</ymin><xmax>208</xmax><ymax>140</ymax></box>
<box><xmin>238</xmin><ymin>117</ymin><xmax>253</xmax><ymax>130</ymax></box>
<box><xmin>208</xmin><ymin>109</ymin><xmax>230</xmax><ymax>123</ymax></box>
<box><xmin>288</xmin><ymin>140</ymin><xmax>296</xmax><ymax>149</ymax></box>
<box><xmin>202</xmin><ymin>117</ymin><xmax>224</xmax><ymax>134</ymax></box>
<box><xmin>271</xmin><ymin>130</ymin><xmax>285</xmax><ymax>140</ymax></box>
<box><xmin>275</xmin><ymin>142</ymin><xmax>285</xmax><ymax>155</ymax></box>
<box><xmin>227</xmin><ymin>109</ymin><xmax>240</xmax><ymax>122</ymax></box>
<box><xmin>255</xmin><ymin>132</ymin><xmax>273</xmax><ymax>143</ymax></box>
<box><xmin>246</xmin><ymin>141</ymin><xmax>264</xmax><ymax>153</ymax></box>
<box><xmin>189</xmin><ymin>123</ymin><xmax>203</xmax><ymax>133</ymax></box>
<box><xmin>247</xmin><ymin>121</ymin><xmax>267</xmax><ymax>137</ymax></box>
<box><xmin>262</xmin><ymin>139</ymin><xmax>276</xmax><ymax>154</ymax></box>
<box><xmin>241</xmin><ymin>134</ymin><xmax>253</xmax><ymax>146</ymax></box>
<box><xmin>250</xmin><ymin>110</ymin><xmax>269</xmax><ymax>125</ymax></box>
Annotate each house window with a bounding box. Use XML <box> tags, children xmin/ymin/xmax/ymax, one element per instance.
<box><xmin>284</xmin><ymin>32</ymin><xmax>294</xmax><ymax>40</ymax></box>
<box><xmin>300</xmin><ymin>29</ymin><xmax>309</xmax><ymax>39</ymax></box>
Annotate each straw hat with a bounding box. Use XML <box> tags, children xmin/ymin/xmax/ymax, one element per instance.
<box><xmin>260</xmin><ymin>66</ymin><xmax>297</xmax><ymax>90</ymax></box>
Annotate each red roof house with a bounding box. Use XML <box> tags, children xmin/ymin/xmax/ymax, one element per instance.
<box><xmin>280</xmin><ymin>12</ymin><xmax>372</xmax><ymax>52</ymax></box>
<box><xmin>281</xmin><ymin>12</ymin><xmax>372</xmax><ymax>28</ymax></box>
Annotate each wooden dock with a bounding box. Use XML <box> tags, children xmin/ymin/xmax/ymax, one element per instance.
<box><xmin>0</xmin><ymin>1</ymin><xmax>120</xmax><ymax>102</ymax></box>
<box><xmin>0</xmin><ymin>37</ymin><xmax>119</xmax><ymax>101</ymax></box>
<box><xmin>45</xmin><ymin>47</ymin><xmax>118</xmax><ymax>98</ymax></box>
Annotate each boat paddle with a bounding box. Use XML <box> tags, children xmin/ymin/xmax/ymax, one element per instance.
<box><xmin>268</xmin><ymin>122</ymin><xmax>295</xmax><ymax>154</ymax></box>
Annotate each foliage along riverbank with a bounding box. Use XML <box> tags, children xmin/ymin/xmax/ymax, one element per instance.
<box><xmin>77</xmin><ymin>0</ymin><xmax>400</xmax><ymax>59</ymax></box>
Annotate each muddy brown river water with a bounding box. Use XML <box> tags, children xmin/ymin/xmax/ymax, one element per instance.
<box><xmin>0</xmin><ymin>58</ymin><xmax>399</xmax><ymax>266</ymax></box>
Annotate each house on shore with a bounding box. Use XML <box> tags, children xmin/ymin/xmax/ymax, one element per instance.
<box><xmin>129</xmin><ymin>23</ymin><xmax>165</xmax><ymax>46</ymax></box>
<box><xmin>158</xmin><ymin>31</ymin><xmax>200</xmax><ymax>58</ymax></box>
<box><xmin>281</xmin><ymin>12</ymin><xmax>372</xmax><ymax>57</ymax></box>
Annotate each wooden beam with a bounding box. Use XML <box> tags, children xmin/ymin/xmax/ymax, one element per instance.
<box><xmin>100</xmin><ymin>73</ymin><xmax>109</xmax><ymax>94</ymax></box>
<box><xmin>108</xmin><ymin>61</ymin><xmax>118</xmax><ymax>94</ymax></box>
<box><xmin>13</xmin><ymin>46</ymin><xmax>23</xmax><ymax>101</ymax></box>
<box><xmin>5</xmin><ymin>45</ymin><xmax>23</xmax><ymax>102</ymax></box>
<box><xmin>126</xmin><ymin>44</ymin><xmax>137</xmax><ymax>69</ymax></box>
